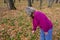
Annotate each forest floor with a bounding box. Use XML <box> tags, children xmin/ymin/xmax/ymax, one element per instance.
<box><xmin>0</xmin><ymin>0</ymin><xmax>60</xmax><ymax>40</ymax></box>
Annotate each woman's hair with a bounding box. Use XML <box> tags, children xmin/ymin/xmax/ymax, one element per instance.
<box><xmin>30</xmin><ymin>12</ymin><xmax>34</xmax><ymax>19</ymax></box>
<box><xmin>26</xmin><ymin>7</ymin><xmax>35</xmax><ymax>16</ymax></box>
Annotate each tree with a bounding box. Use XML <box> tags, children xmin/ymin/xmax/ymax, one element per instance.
<box><xmin>39</xmin><ymin>0</ymin><xmax>43</xmax><ymax>9</ymax></box>
<box><xmin>47</xmin><ymin>0</ymin><xmax>54</xmax><ymax>7</ymax></box>
<box><xmin>8</xmin><ymin>0</ymin><xmax>16</xmax><ymax>10</ymax></box>
<box><xmin>4</xmin><ymin>0</ymin><xmax>16</xmax><ymax>10</ymax></box>
<box><xmin>55</xmin><ymin>0</ymin><xmax>60</xmax><ymax>3</ymax></box>
<box><xmin>31</xmin><ymin>0</ymin><xmax>39</xmax><ymax>3</ymax></box>
<box><xmin>36</xmin><ymin>0</ymin><xmax>39</xmax><ymax>1</ymax></box>
<box><xmin>13</xmin><ymin>0</ymin><xmax>21</xmax><ymax>3</ymax></box>
<box><xmin>32</xmin><ymin>0</ymin><xmax>34</xmax><ymax>3</ymax></box>
<box><xmin>56</xmin><ymin>0</ymin><xmax>58</xmax><ymax>3</ymax></box>
<box><xmin>28</xmin><ymin>0</ymin><xmax>32</xmax><ymax>7</ymax></box>
<box><xmin>4</xmin><ymin>0</ymin><xmax>7</xmax><ymax>3</ymax></box>
<box><xmin>19</xmin><ymin>0</ymin><xmax>21</xmax><ymax>2</ymax></box>
<box><xmin>13</xmin><ymin>0</ymin><xmax>15</xmax><ymax>3</ymax></box>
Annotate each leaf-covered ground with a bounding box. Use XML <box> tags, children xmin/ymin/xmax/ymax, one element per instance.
<box><xmin>0</xmin><ymin>0</ymin><xmax>60</xmax><ymax>40</ymax></box>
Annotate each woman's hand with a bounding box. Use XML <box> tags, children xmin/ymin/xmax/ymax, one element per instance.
<box><xmin>32</xmin><ymin>30</ymin><xmax>35</xmax><ymax>34</ymax></box>
<box><xmin>44</xmin><ymin>32</ymin><xmax>48</xmax><ymax>35</ymax></box>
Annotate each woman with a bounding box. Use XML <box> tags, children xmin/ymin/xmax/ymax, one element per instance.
<box><xmin>25</xmin><ymin>7</ymin><xmax>53</xmax><ymax>40</ymax></box>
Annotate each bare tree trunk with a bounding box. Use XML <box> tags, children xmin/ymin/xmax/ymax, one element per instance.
<box><xmin>4</xmin><ymin>0</ymin><xmax>7</xmax><ymax>3</ymax></box>
<box><xmin>19</xmin><ymin>0</ymin><xmax>21</xmax><ymax>2</ymax></box>
<box><xmin>13</xmin><ymin>0</ymin><xmax>15</xmax><ymax>3</ymax></box>
<box><xmin>28</xmin><ymin>0</ymin><xmax>32</xmax><ymax>7</ymax></box>
<box><xmin>0</xmin><ymin>9</ymin><xmax>3</xmax><ymax>22</ymax></box>
<box><xmin>36</xmin><ymin>0</ymin><xmax>39</xmax><ymax>1</ymax></box>
<box><xmin>32</xmin><ymin>0</ymin><xmax>34</xmax><ymax>3</ymax></box>
<box><xmin>47</xmin><ymin>0</ymin><xmax>54</xmax><ymax>7</ymax></box>
<box><xmin>0</xmin><ymin>13</ymin><xmax>2</xmax><ymax>22</ymax></box>
<box><xmin>56</xmin><ymin>0</ymin><xmax>58</xmax><ymax>3</ymax></box>
<box><xmin>8</xmin><ymin>0</ymin><xmax>16</xmax><ymax>10</ymax></box>
<box><xmin>39</xmin><ymin>0</ymin><xmax>43</xmax><ymax>9</ymax></box>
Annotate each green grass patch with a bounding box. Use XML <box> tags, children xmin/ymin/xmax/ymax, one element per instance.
<box><xmin>16</xmin><ymin>32</ymin><xmax>21</xmax><ymax>40</ymax></box>
<box><xmin>9</xmin><ymin>19</ymin><xmax>15</xmax><ymax>26</ymax></box>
